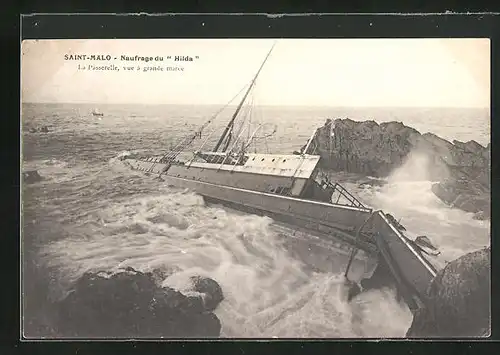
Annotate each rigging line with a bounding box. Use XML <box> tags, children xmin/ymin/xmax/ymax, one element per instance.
<box><xmin>236</xmin><ymin>95</ymin><xmax>256</xmax><ymax>154</ymax></box>
<box><xmin>192</xmin><ymin>83</ymin><xmax>248</xmax><ymax>145</ymax></box>
<box><xmin>203</xmin><ymin>82</ymin><xmax>251</xmax><ymax>133</ymax></box>
<box><xmin>153</xmin><ymin>81</ymin><xmax>252</xmax><ymax>170</ymax></box>
<box><xmin>232</xmin><ymin>106</ymin><xmax>247</xmax><ymax>143</ymax></box>
<box><xmin>217</xmin><ymin>123</ymin><xmax>251</xmax><ymax>170</ymax></box>
<box><xmin>242</xmin><ymin>124</ymin><xmax>263</xmax><ymax>152</ymax></box>
<box><xmin>228</xmin><ymin>122</ymin><xmax>251</xmax><ymax>155</ymax></box>
<box><xmin>188</xmin><ymin>81</ymin><xmax>253</xmax><ymax>154</ymax></box>
<box><xmin>238</xmin><ymin>95</ymin><xmax>256</xmax><ymax>154</ymax></box>
<box><xmin>254</xmin><ymin>101</ymin><xmax>259</xmax><ymax>153</ymax></box>
<box><xmin>244</xmin><ymin>102</ymin><xmax>256</xmax><ymax>153</ymax></box>
<box><xmin>225</xmin><ymin>83</ymin><xmax>255</xmax><ymax>152</ymax></box>
<box><xmin>234</xmin><ymin>91</ymin><xmax>253</xmax><ymax>143</ymax></box>
<box><xmin>214</xmin><ymin>42</ymin><xmax>276</xmax><ymax>152</ymax></box>
<box><xmin>241</xmin><ymin>88</ymin><xmax>258</xmax><ymax>152</ymax></box>
<box><xmin>247</xmin><ymin>95</ymin><xmax>253</xmax><ymax>143</ymax></box>
<box><xmin>243</xmin><ymin>105</ymin><xmax>254</xmax><ymax>153</ymax></box>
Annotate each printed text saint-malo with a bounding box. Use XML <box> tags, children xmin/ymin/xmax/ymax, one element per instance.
<box><xmin>64</xmin><ymin>54</ymin><xmax>194</xmax><ymax>62</ymax></box>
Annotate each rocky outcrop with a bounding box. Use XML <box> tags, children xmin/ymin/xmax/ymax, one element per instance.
<box><xmin>23</xmin><ymin>170</ymin><xmax>42</xmax><ymax>184</ymax></box>
<box><xmin>28</xmin><ymin>126</ymin><xmax>50</xmax><ymax>133</ymax></box>
<box><xmin>301</xmin><ymin>119</ymin><xmax>490</xmax><ymax>218</ymax></box>
<box><xmin>54</xmin><ymin>267</ymin><xmax>224</xmax><ymax>338</ymax></box>
<box><xmin>406</xmin><ymin>247</ymin><xmax>491</xmax><ymax>337</ymax></box>
<box><xmin>431</xmin><ymin>178</ymin><xmax>490</xmax><ymax>220</ymax></box>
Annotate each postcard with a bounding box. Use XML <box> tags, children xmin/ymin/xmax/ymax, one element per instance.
<box><xmin>21</xmin><ymin>37</ymin><xmax>491</xmax><ymax>339</ymax></box>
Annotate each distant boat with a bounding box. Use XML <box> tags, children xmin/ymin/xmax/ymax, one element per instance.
<box><xmin>92</xmin><ymin>109</ymin><xmax>103</xmax><ymax>117</ymax></box>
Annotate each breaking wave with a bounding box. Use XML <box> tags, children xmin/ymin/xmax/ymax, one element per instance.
<box><xmin>352</xmin><ymin>151</ymin><xmax>490</xmax><ymax>265</ymax></box>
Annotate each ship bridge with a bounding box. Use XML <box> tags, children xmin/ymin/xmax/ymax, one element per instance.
<box><xmin>192</xmin><ymin>151</ymin><xmax>321</xmax><ymax>180</ymax></box>
<box><xmin>162</xmin><ymin>152</ymin><xmax>322</xmax><ymax>198</ymax></box>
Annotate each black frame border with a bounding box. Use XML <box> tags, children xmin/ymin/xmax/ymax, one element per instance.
<box><xmin>8</xmin><ymin>11</ymin><xmax>500</xmax><ymax>355</ymax></box>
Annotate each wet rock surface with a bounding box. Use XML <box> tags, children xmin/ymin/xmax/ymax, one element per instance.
<box><xmin>23</xmin><ymin>170</ymin><xmax>43</xmax><ymax>184</ymax></box>
<box><xmin>431</xmin><ymin>178</ymin><xmax>490</xmax><ymax>220</ymax></box>
<box><xmin>406</xmin><ymin>247</ymin><xmax>491</xmax><ymax>337</ymax></box>
<box><xmin>301</xmin><ymin>119</ymin><xmax>490</xmax><ymax>218</ymax></box>
<box><xmin>54</xmin><ymin>267</ymin><xmax>224</xmax><ymax>338</ymax></box>
<box><xmin>190</xmin><ymin>275</ymin><xmax>224</xmax><ymax>312</ymax></box>
<box><xmin>28</xmin><ymin>125</ymin><xmax>51</xmax><ymax>133</ymax></box>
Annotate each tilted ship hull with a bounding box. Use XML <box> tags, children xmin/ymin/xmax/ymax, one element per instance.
<box><xmin>119</xmin><ymin>42</ymin><xmax>440</xmax><ymax>313</ymax></box>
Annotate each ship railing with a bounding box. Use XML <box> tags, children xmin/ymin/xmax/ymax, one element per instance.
<box><xmin>158</xmin><ymin>134</ymin><xmax>200</xmax><ymax>165</ymax></box>
<box><xmin>145</xmin><ymin>136</ymin><xmax>195</xmax><ymax>173</ymax></box>
<box><xmin>320</xmin><ymin>179</ymin><xmax>366</xmax><ymax>209</ymax></box>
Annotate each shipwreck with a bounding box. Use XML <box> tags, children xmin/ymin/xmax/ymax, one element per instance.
<box><xmin>119</xmin><ymin>44</ymin><xmax>442</xmax><ymax>314</ymax></box>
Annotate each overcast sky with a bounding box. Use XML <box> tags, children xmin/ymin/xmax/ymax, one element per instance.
<box><xmin>21</xmin><ymin>38</ymin><xmax>490</xmax><ymax>108</ymax></box>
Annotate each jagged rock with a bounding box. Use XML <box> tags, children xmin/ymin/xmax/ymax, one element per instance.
<box><xmin>408</xmin><ymin>236</ymin><xmax>441</xmax><ymax>257</ymax></box>
<box><xmin>406</xmin><ymin>247</ymin><xmax>491</xmax><ymax>337</ymax></box>
<box><xmin>385</xmin><ymin>213</ymin><xmax>406</xmax><ymax>231</ymax></box>
<box><xmin>431</xmin><ymin>178</ymin><xmax>490</xmax><ymax>219</ymax></box>
<box><xmin>54</xmin><ymin>267</ymin><xmax>223</xmax><ymax>338</ymax></box>
<box><xmin>27</xmin><ymin>126</ymin><xmax>50</xmax><ymax>133</ymax></box>
<box><xmin>190</xmin><ymin>276</ymin><xmax>224</xmax><ymax>312</ymax></box>
<box><xmin>473</xmin><ymin>211</ymin><xmax>487</xmax><ymax>221</ymax></box>
<box><xmin>302</xmin><ymin>119</ymin><xmax>490</xmax><ymax>218</ymax></box>
<box><xmin>23</xmin><ymin>170</ymin><xmax>42</xmax><ymax>184</ymax></box>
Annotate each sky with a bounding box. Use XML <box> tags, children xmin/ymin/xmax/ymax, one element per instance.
<box><xmin>21</xmin><ymin>38</ymin><xmax>490</xmax><ymax>108</ymax></box>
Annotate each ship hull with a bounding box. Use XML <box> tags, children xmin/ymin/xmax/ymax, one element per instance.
<box><xmin>161</xmin><ymin>173</ymin><xmax>377</xmax><ymax>252</ymax></box>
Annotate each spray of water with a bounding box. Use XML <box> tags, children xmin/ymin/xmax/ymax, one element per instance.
<box><xmin>352</xmin><ymin>149</ymin><xmax>490</xmax><ymax>266</ymax></box>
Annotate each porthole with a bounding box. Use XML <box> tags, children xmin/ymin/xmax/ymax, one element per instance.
<box><xmin>261</xmin><ymin>158</ymin><xmax>265</xmax><ymax>161</ymax></box>
<box><xmin>283</xmin><ymin>159</ymin><xmax>287</xmax><ymax>162</ymax></box>
<box><xmin>272</xmin><ymin>158</ymin><xmax>275</xmax><ymax>162</ymax></box>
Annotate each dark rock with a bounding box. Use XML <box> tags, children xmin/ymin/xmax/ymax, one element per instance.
<box><xmin>452</xmin><ymin>139</ymin><xmax>485</xmax><ymax>156</ymax></box>
<box><xmin>23</xmin><ymin>170</ymin><xmax>43</xmax><ymax>184</ymax></box>
<box><xmin>410</xmin><ymin>236</ymin><xmax>440</xmax><ymax>257</ymax></box>
<box><xmin>414</xmin><ymin>236</ymin><xmax>438</xmax><ymax>251</ymax></box>
<box><xmin>385</xmin><ymin>213</ymin><xmax>406</xmax><ymax>231</ymax></box>
<box><xmin>144</xmin><ymin>267</ymin><xmax>173</xmax><ymax>285</ymax></box>
<box><xmin>431</xmin><ymin>178</ymin><xmax>490</xmax><ymax>219</ymax></box>
<box><xmin>302</xmin><ymin>119</ymin><xmax>490</xmax><ymax>218</ymax></box>
<box><xmin>406</xmin><ymin>247</ymin><xmax>491</xmax><ymax>337</ymax></box>
<box><xmin>27</xmin><ymin>126</ymin><xmax>50</xmax><ymax>133</ymax></box>
<box><xmin>473</xmin><ymin>211</ymin><xmax>488</xmax><ymax>221</ymax></box>
<box><xmin>190</xmin><ymin>276</ymin><xmax>224</xmax><ymax>312</ymax></box>
<box><xmin>54</xmin><ymin>267</ymin><xmax>223</xmax><ymax>338</ymax></box>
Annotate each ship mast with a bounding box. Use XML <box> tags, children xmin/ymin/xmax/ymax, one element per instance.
<box><xmin>213</xmin><ymin>42</ymin><xmax>276</xmax><ymax>153</ymax></box>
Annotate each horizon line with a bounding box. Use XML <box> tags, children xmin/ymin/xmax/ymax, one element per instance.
<box><xmin>20</xmin><ymin>101</ymin><xmax>490</xmax><ymax>110</ymax></box>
